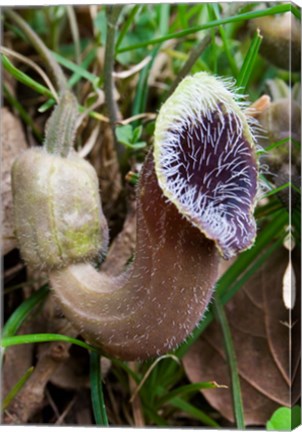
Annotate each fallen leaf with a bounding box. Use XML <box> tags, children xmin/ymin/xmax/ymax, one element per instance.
<box><xmin>183</xmin><ymin>246</ymin><xmax>300</xmax><ymax>426</ymax></box>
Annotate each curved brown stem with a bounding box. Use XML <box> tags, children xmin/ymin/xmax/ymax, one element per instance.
<box><xmin>50</xmin><ymin>152</ymin><xmax>219</xmax><ymax>361</ymax></box>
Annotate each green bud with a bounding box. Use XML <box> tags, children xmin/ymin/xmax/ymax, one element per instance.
<box><xmin>12</xmin><ymin>148</ymin><xmax>108</xmax><ymax>269</ymax></box>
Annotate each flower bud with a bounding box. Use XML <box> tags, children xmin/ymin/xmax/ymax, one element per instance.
<box><xmin>12</xmin><ymin>148</ymin><xmax>108</xmax><ymax>269</ymax></box>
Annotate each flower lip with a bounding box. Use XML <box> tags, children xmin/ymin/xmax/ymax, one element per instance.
<box><xmin>154</xmin><ymin>72</ymin><xmax>258</xmax><ymax>259</ymax></box>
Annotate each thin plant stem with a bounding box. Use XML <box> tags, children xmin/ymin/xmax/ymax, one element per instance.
<box><xmin>4</xmin><ymin>8</ymin><xmax>67</xmax><ymax>94</ymax></box>
<box><xmin>104</xmin><ymin>5</ymin><xmax>124</xmax><ymax>159</ymax></box>
<box><xmin>168</xmin><ymin>33</ymin><xmax>211</xmax><ymax>96</ymax></box>
<box><xmin>213</xmin><ymin>296</ymin><xmax>245</xmax><ymax>429</ymax></box>
<box><xmin>167</xmin><ymin>3</ymin><xmax>243</xmax><ymax>97</ymax></box>
<box><xmin>66</xmin><ymin>6</ymin><xmax>81</xmax><ymax>66</ymax></box>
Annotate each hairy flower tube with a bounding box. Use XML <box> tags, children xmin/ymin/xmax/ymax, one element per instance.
<box><xmin>12</xmin><ymin>148</ymin><xmax>108</xmax><ymax>269</ymax></box>
<box><xmin>12</xmin><ymin>73</ymin><xmax>258</xmax><ymax>360</ymax></box>
<box><xmin>154</xmin><ymin>72</ymin><xmax>258</xmax><ymax>259</ymax></box>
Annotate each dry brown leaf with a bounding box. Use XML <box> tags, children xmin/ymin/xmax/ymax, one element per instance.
<box><xmin>183</xmin><ymin>246</ymin><xmax>300</xmax><ymax>426</ymax></box>
<box><xmin>89</xmin><ymin>123</ymin><xmax>122</xmax><ymax>218</ymax></box>
<box><xmin>2</xmin><ymin>107</ymin><xmax>28</xmax><ymax>255</ymax></box>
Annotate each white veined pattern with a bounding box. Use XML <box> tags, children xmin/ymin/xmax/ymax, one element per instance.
<box><xmin>154</xmin><ymin>72</ymin><xmax>258</xmax><ymax>258</ymax></box>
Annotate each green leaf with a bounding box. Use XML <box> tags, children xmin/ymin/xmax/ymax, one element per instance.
<box><xmin>266</xmin><ymin>406</ymin><xmax>301</xmax><ymax>431</ymax></box>
<box><xmin>94</xmin><ymin>9</ymin><xmax>107</xmax><ymax>46</ymax></box>
<box><xmin>256</xmin><ymin>137</ymin><xmax>290</xmax><ymax>155</ymax></box>
<box><xmin>117</xmin><ymin>4</ymin><xmax>292</xmax><ymax>54</ymax></box>
<box><xmin>144</xmin><ymin>405</ymin><xmax>169</xmax><ymax>426</ymax></box>
<box><xmin>169</xmin><ymin>397</ymin><xmax>219</xmax><ymax>427</ymax></box>
<box><xmin>3</xmin><ymin>284</ymin><xmax>49</xmax><ymax>338</ymax></box>
<box><xmin>157</xmin><ymin>381</ymin><xmax>224</xmax><ymax>407</ymax></box>
<box><xmin>1</xmin><ymin>333</ymin><xmax>99</xmax><ymax>353</ymax></box>
<box><xmin>130</xmin><ymin>4</ymin><xmax>169</xmax><ymax>118</ymax></box>
<box><xmin>115</xmin><ymin>5</ymin><xmax>142</xmax><ymax>51</ymax></box>
<box><xmin>90</xmin><ymin>352</ymin><xmax>109</xmax><ymax>426</ymax></box>
<box><xmin>213</xmin><ymin>297</ymin><xmax>245</xmax><ymax>429</ymax></box>
<box><xmin>116</xmin><ymin>124</ymin><xmax>133</xmax><ymax>145</ymax></box>
<box><xmin>1</xmin><ymin>54</ymin><xmax>54</xmax><ymax>99</ymax></box>
<box><xmin>237</xmin><ymin>29</ymin><xmax>262</xmax><ymax>92</ymax></box>
<box><xmin>50</xmin><ymin>50</ymin><xmax>101</xmax><ymax>89</ymax></box>
<box><xmin>130</xmin><ymin>141</ymin><xmax>146</xmax><ymax>150</ymax></box>
<box><xmin>116</xmin><ymin>124</ymin><xmax>146</xmax><ymax>149</ymax></box>
<box><xmin>38</xmin><ymin>47</ymin><xmax>97</xmax><ymax>112</ymax></box>
<box><xmin>2</xmin><ymin>367</ymin><xmax>34</xmax><ymax>411</ymax></box>
<box><xmin>116</xmin><ymin>5</ymin><xmax>157</xmax><ymax>65</ymax></box>
<box><xmin>132</xmin><ymin>125</ymin><xmax>143</xmax><ymax>143</ymax></box>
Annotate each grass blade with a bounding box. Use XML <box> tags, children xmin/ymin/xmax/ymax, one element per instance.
<box><xmin>3</xmin><ymin>284</ymin><xmax>49</xmax><ymax>338</ymax></box>
<box><xmin>291</xmin><ymin>5</ymin><xmax>301</xmax><ymax>19</ymax></box>
<box><xmin>211</xmin><ymin>3</ymin><xmax>239</xmax><ymax>77</ymax></box>
<box><xmin>38</xmin><ymin>47</ymin><xmax>97</xmax><ymax>112</ymax></box>
<box><xmin>213</xmin><ymin>296</ymin><xmax>245</xmax><ymax>429</ymax></box>
<box><xmin>50</xmin><ymin>50</ymin><xmax>100</xmax><ymax>88</ymax></box>
<box><xmin>90</xmin><ymin>352</ymin><xmax>109</xmax><ymax>426</ymax></box>
<box><xmin>144</xmin><ymin>405</ymin><xmax>168</xmax><ymax>426</ymax></box>
<box><xmin>132</xmin><ymin>3</ymin><xmax>170</xmax><ymax>118</ymax></box>
<box><xmin>2</xmin><ymin>53</ymin><xmax>108</xmax><ymax>123</ymax></box>
<box><xmin>2</xmin><ymin>366</ymin><xmax>34</xmax><ymax>411</ymax></box>
<box><xmin>169</xmin><ymin>397</ymin><xmax>219</xmax><ymax>427</ymax></box>
<box><xmin>237</xmin><ymin>29</ymin><xmax>262</xmax><ymax>91</ymax></box>
<box><xmin>1</xmin><ymin>54</ymin><xmax>54</xmax><ymax>99</ymax></box>
<box><xmin>262</xmin><ymin>182</ymin><xmax>300</xmax><ymax>200</ymax></box>
<box><xmin>157</xmin><ymin>381</ymin><xmax>225</xmax><ymax>407</ymax></box>
<box><xmin>256</xmin><ymin>137</ymin><xmax>290</xmax><ymax>155</ymax></box>
<box><xmin>1</xmin><ymin>333</ymin><xmax>99</xmax><ymax>352</ymax></box>
<box><xmin>117</xmin><ymin>4</ymin><xmax>291</xmax><ymax>54</ymax></box>
<box><xmin>115</xmin><ymin>5</ymin><xmax>141</xmax><ymax>51</ymax></box>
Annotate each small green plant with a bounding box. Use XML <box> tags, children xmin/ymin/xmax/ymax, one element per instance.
<box><xmin>116</xmin><ymin>124</ymin><xmax>146</xmax><ymax>150</ymax></box>
<box><xmin>266</xmin><ymin>406</ymin><xmax>301</xmax><ymax>431</ymax></box>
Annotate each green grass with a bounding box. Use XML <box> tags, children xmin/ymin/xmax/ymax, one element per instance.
<box><xmin>213</xmin><ymin>296</ymin><xmax>245</xmax><ymax>429</ymax></box>
<box><xmin>1</xmin><ymin>333</ymin><xmax>99</xmax><ymax>352</ymax></box>
<box><xmin>3</xmin><ymin>3</ymin><xmax>297</xmax><ymax>428</ymax></box>
<box><xmin>2</xmin><ymin>367</ymin><xmax>34</xmax><ymax>411</ymax></box>
<box><xmin>90</xmin><ymin>352</ymin><xmax>109</xmax><ymax>426</ymax></box>
<box><xmin>116</xmin><ymin>4</ymin><xmax>294</xmax><ymax>54</ymax></box>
